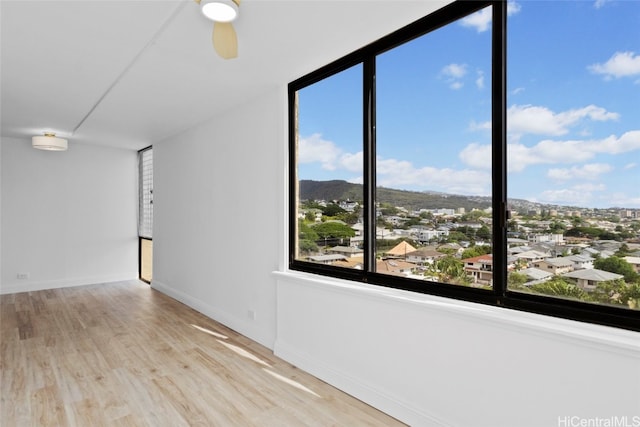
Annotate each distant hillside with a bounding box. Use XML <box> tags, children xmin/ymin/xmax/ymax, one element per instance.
<box><xmin>299</xmin><ymin>180</ymin><xmax>492</xmax><ymax>211</ymax></box>
<box><xmin>299</xmin><ymin>180</ymin><xmax>635</xmax><ymax>214</ymax></box>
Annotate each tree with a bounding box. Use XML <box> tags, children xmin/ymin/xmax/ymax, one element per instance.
<box><xmin>298</xmin><ymin>220</ymin><xmax>319</xmax><ymax>241</ymax></box>
<box><xmin>312</xmin><ymin>221</ymin><xmax>356</xmax><ymax>240</ymax></box>
<box><xmin>588</xmin><ymin>279</ymin><xmax>638</xmax><ymax>308</ymax></box>
<box><xmin>446</xmin><ymin>231</ymin><xmax>468</xmax><ymax>243</ymax></box>
<box><xmin>429</xmin><ymin>256</ymin><xmax>470</xmax><ymax>285</ymax></box>
<box><xmin>476</xmin><ymin>225</ymin><xmax>491</xmax><ymax>241</ymax></box>
<box><xmin>322</xmin><ymin>203</ymin><xmax>346</xmax><ymax>217</ymax></box>
<box><xmin>593</xmin><ymin>256</ymin><xmax>639</xmax><ymax>283</ymax></box>
<box><xmin>299</xmin><ymin>239</ymin><xmax>319</xmax><ymax>254</ymax></box>
<box><xmin>529</xmin><ymin>277</ymin><xmax>586</xmax><ymax>300</ymax></box>
<box><xmin>508</xmin><ymin>272</ymin><xmax>528</xmax><ymax>289</ymax></box>
<box><xmin>614</xmin><ymin>243</ymin><xmax>631</xmax><ymax>257</ymax></box>
<box><xmin>461</xmin><ymin>245</ymin><xmax>491</xmax><ymax>260</ymax></box>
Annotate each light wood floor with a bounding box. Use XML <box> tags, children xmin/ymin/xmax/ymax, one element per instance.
<box><xmin>0</xmin><ymin>281</ymin><xmax>405</xmax><ymax>426</ymax></box>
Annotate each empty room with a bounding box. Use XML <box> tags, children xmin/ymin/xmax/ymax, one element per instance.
<box><xmin>2</xmin><ymin>1</ymin><xmax>639</xmax><ymax>426</ymax></box>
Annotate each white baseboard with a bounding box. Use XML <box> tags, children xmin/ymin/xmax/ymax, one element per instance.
<box><xmin>151</xmin><ymin>280</ymin><xmax>273</xmax><ymax>349</ymax></box>
<box><xmin>0</xmin><ymin>273</ymin><xmax>139</xmax><ymax>295</ymax></box>
<box><xmin>273</xmin><ymin>340</ymin><xmax>452</xmax><ymax>427</ymax></box>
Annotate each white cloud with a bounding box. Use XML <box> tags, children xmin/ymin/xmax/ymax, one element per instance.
<box><xmin>507</xmin><ymin>1</ymin><xmax>522</xmax><ymax>16</ymax></box>
<box><xmin>459</xmin><ymin>143</ymin><xmax>492</xmax><ymax>170</ymax></box>
<box><xmin>377</xmin><ymin>157</ymin><xmax>491</xmax><ymax>195</ymax></box>
<box><xmin>538</xmin><ymin>188</ymin><xmax>594</xmax><ymax>206</ymax></box>
<box><xmin>588</xmin><ymin>51</ymin><xmax>640</xmax><ymax>80</ymax></box>
<box><xmin>441</xmin><ymin>63</ymin><xmax>467</xmax><ymax>79</ymax></box>
<box><xmin>460</xmin><ymin>7</ymin><xmax>492</xmax><ymax>33</ymax></box>
<box><xmin>573</xmin><ymin>183</ymin><xmax>607</xmax><ymax>192</ymax></box>
<box><xmin>476</xmin><ymin>70</ymin><xmax>485</xmax><ymax>89</ymax></box>
<box><xmin>440</xmin><ymin>63</ymin><xmax>467</xmax><ymax>90</ymax></box>
<box><xmin>339</xmin><ymin>151</ymin><xmax>362</xmax><ymax>173</ymax></box>
<box><xmin>583</xmin><ymin>130</ymin><xmax>640</xmax><ymax>154</ymax></box>
<box><xmin>460</xmin><ymin>1</ymin><xmax>521</xmax><ymax>33</ymax></box>
<box><xmin>507</xmin><ymin>104</ymin><xmax>619</xmax><ymax>137</ymax></box>
<box><xmin>511</xmin><ymin>87</ymin><xmax>525</xmax><ymax>95</ymax></box>
<box><xmin>460</xmin><ymin>130</ymin><xmax>640</xmax><ymax>172</ymax></box>
<box><xmin>604</xmin><ymin>193</ymin><xmax>640</xmax><ymax>208</ymax></box>
<box><xmin>473</xmin><ymin>104</ymin><xmax>620</xmax><ymax>138</ymax></box>
<box><xmin>299</xmin><ymin>134</ymin><xmax>491</xmax><ymax>195</ymax></box>
<box><xmin>624</xmin><ymin>162</ymin><xmax>637</xmax><ymax>170</ymax></box>
<box><xmin>547</xmin><ymin>163</ymin><xmax>612</xmax><ymax>181</ymax></box>
<box><xmin>594</xmin><ymin>0</ymin><xmax>613</xmax><ymax>9</ymax></box>
<box><xmin>298</xmin><ymin>133</ymin><xmax>341</xmax><ymax>170</ymax></box>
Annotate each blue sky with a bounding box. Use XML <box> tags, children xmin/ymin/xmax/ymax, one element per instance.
<box><xmin>297</xmin><ymin>0</ymin><xmax>640</xmax><ymax>209</ymax></box>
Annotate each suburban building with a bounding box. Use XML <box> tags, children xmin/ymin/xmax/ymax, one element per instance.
<box><xmin>532</xmin><ymin>257</ymin><xmax>575</xmax><ymax>275</ymax></box>
<box><xmin>462</xmin><ymin>254</ymin><xmax>494</xmax><ymax>285</ymax></box>
<box><xmin>624</xmin><ymin>256</ymin><xmax>640</xmax><ymax>274</ymax></box>
<box><xmin>562</xmin><ymin>269</ymin><xmax>624</xmax><ymax>291</ymax></box>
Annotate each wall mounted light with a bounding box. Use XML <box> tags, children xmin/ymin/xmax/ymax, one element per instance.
<box><xmin>200</xmin><ymin>0</ymin><xmax>239</xmax><ymax>22</ymax></box>
<box><xmin>32</xmin><ymin>132</ymin><xmax>68</xmax><ymax>151</ymax></box>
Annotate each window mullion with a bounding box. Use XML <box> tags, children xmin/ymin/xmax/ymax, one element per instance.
<box><xmin>492</xmin><ymin>0</ymin><xmax>507</xmax><ymax>298</ymax></box>
<box><xmin>363</xmin><ymin>57</ymin><xmax>377</xmax><ymax>276</ymax></box>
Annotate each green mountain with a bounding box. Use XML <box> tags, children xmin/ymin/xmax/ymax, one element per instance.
<box><xmin>299</xmin><ymin>180</ymin><xmax>492</xmax><ymax>211</ymax></box>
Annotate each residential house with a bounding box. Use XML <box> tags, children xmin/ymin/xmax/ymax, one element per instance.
<box><xmin>376</xmin><ymin>259</ymin><xmax>418</xmax><ymax>277</ymax></box>
<box><xmin>519</xmin><ymin>267</ymin><xmax>554</xmax><ymax>283</ymax></box>
<box><xmin>307</xmin><ymin>254</ymin><xmax>347</xmax><ymax>265</ymax></box>
<box><xmin>566</xmin><ymin>254</ymin><xmax>594</xmax><ymax>270</ymax></box>
<box><xmin>329</xmin><ymin>246</ymin><xmax>364</xmax><ymax>259</ymax></box>
<box><xmin>514</xmin><ymin>250</ymin><xmax>551</xmax><ymax>266</ymax></box>
<box><xmin>623</xmin><ymin>256</ymin><xmax>640</xmax><ymax>274</ymax></box>
<box><xmin>562</xmin><ymin>269</ymin><xmax>624</xmax><ymax>291</ymax></box>
<box><xmin>532</xmin><ymin>257</ymin><xmax>574</xmax><ymax>275</ymax></box>
<box><xmin>462</xmin><ymin>254</ymin><xmax>494</xmax><ymax>285</ymax></box>
<box><xmin>405</xmin><ymin>248</ymin><xmax>445</xmax><ymax>266</ymax></box>
<box><xmin>385</xmin><ymin>241</ymin><xmax>417</xmax><ymax>259</ymax></box>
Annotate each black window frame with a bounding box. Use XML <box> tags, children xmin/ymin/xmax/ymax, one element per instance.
<box><xmin>288</xmin><ymin>0</ymin><xmax>639</xmax><ymax>332</ymax></box>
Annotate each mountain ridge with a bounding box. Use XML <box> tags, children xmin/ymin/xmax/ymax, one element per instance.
<box><xmin>298</xmin><ymin>179</ymin><xmax>598</xmax><ymax>213</ymax></box>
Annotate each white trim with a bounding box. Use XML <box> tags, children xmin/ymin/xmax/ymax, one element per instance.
<box><xmin>151</xmin><ymin>280</ymin><xmax>273</xmax><ymax>349</ymax></box>
<box><xmin>0</xmin><ymin>273</ymin><xmax>138</xmax><ymax>295</ymax></box>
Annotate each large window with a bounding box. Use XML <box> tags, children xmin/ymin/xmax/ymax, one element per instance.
<box><xmin>138</xmin><ymin>146</ymin><xmax>153</xmax><ymax>283</ymax></box>
<box><xmin>289</xmin><ymin>0</ymin><xmax>639</xmax><ymax>331</ymax></box>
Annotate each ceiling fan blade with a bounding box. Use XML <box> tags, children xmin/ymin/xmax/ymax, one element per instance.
<box><xmin>212</xmin><ymin>22</ymin><xmax>238</xmax><ymax>59</ymax></box>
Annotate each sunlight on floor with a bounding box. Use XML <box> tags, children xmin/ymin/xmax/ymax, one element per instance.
<box><xmin>217</xmin><ymin>340</ymin><xmax>271</xmax><ymax>367</ymax></box>
<box><xmin>263</xmin><ymin>368</ymin><xmax>321</xmax><ymax>398</ymax></box>
<box><xmin>190</xmin><ymin>324</ymin><xmax>229</xmax><ymax>339</ymax></box>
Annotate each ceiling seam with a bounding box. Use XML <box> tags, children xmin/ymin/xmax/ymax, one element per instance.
<box><xmin>72</xmin><ymin>1</ymin><xmax>188</xmax><ymax>136</ymax></box>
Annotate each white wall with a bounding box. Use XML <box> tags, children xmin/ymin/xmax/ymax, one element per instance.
<box><xmin>0</xmin><ymin>137</ymin><xmax>138</xmax><ymax>293</ymax></box>
<box><xmin>151</xmin><ymin>87</ymin><xmax>639</xmax><ymax>427</ymax></box>
<box><xmin>152</xmin><ymin>88</ymin><xmax>284</xmax><ymax>349</ymax></box>
<box><xmin>274</xmin><ymin>272</ymin><xmax>640</xmax><ymax>427</ymax></box>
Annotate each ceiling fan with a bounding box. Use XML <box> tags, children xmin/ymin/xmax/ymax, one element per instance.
<box><xmin>195</xmin><ymin>0</ymin><xmax>241</xmax><ymax>59</ymax></box>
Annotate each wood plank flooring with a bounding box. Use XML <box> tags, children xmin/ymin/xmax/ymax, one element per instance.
<box><xmin>0</xmin><ymin>281</ymin><xmax>405</xmax><ymax>426</ymax></box>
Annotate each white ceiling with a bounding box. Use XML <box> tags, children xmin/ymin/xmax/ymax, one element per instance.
<box><xmin>1</xmin><ymin>0</ymin><xmax>450</xmax><ymax>150</ymax></box>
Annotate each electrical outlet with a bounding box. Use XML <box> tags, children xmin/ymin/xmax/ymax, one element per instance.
<box><xmin>17</xmin><ymin>273</ymin><xmax>30</xmax><ymax>280</ymax></box>
<box><xmin>248</xmin><ymin>310</ymin><xmax>256</xmax><ymax>320</ymax></box>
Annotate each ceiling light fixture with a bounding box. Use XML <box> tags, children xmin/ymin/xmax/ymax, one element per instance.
<box><xmin>32</xmin><ymin>132</ymin><xmax>68</xmax><ymax>151</ymax></box>
<box><xmin>200</xmin><ymin>0</ymin><xmax>238</xmax><ymax>22</ymax></box>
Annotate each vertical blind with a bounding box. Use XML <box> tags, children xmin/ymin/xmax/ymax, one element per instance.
<box><xmin>138</xmin><ymin>147</ymin><xmax>153</xmax><ymax>239</ymax></box>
